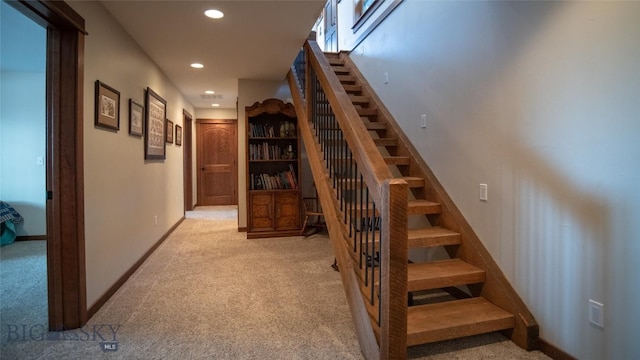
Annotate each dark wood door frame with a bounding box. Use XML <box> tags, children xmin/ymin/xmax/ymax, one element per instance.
<box><xmin>10</xmin><ymin>0</ymin><xmax>87</xmax><ymax>330</ymax></box>
<box><xmin>183</xmin><ymin>110</ymin><xmax>194</xmax><ymax>211</ymax></box>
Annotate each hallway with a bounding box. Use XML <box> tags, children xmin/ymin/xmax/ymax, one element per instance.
<box><xmin>1</xmin><ymin>207</ymin><xmax>549</xmax><ymax>359</ymax></box>
<box><xmin>2</xmin><ymin>207</ymin><xmax>360</xmax><ymax>359</ymax></box>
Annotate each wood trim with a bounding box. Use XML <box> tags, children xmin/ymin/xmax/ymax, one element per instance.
<box><xmin>13</xmin><ymin>0</ymin><xmax>90</xmax><ymax>331</ymax></box>
<box><xmin>87</xmin><ymin>217</ymin><xmax>185</xmax><ymax>318</ymax></box>
<box><xmin>352</xmin><ymin>0</ymin><xmax>384</xmax><ymax>32</ymax></box>
<box><xmin>351</xmin><ymin>0</ymin><xmax>403</xmax><ymax>49</ymax></box>
<box><xmin>16</xmin><ymin>0</ymin><xmax>86</xmax><ymax>33</ymax></box>
<box><xmin>237</xmin><ymin>227</ymin><xmax>248</xmax><ymax>232</ymax></box>
<box><xmin>183</xmin><ymin>110</ymin><xmax>193</xmax><ymax>212</ymax></box>
<box><xmin>5</xmin><ymin>0</ymin><xmax>89</xmax><ymax>331</ymax></box>
<box><xmin>288</xmin><ymin>69</ymin><xmax>380</xmax><ymax>359</ymax></box>
<box><xmin>538</xmin><ymin>338</ymin><xmax>577</xmax><ymax>360</ymax></box>
<box><xmin>15</xmin><ymin>235</ymin><xmax>48</xmax><ymax>241</ymax></box>
<box><xmin>195</xmin><ymin>118</ymin><xmax>237</xmax><ymax>124</ymax></box>
<box><xmin>379</xmin><ymin>179</ymin><xmax>408</xmax><ymax>358</ymax></box>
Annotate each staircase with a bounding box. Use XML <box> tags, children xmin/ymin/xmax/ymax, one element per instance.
<box><xmin>288</xmin><ymin>39</ymin><xmax>538</xmax><ymax>359</ymax></box>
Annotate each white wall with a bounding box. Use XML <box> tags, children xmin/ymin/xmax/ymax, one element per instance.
<box><xmin>237</xmin><ymin>79</ymin><xmax>292</xmax><ymax>228</ymax></box>
<box><xmin>68</xmin><ymin>1</ymin><xmax>194</xmax><ymax>307</ymax></box>
<box><xmin>336</xmin><ymin>0</ymin><xmax>400</xmax><ymax>52</ymax></box>
<box><xmin>0</xmin><ymin>72</ymin><xmax>46</xmax><ymax>236</ymax></box>
<box><xmin>346</xmin><ymin>1</ymin><xmax>640</xmax><ymax>358</ymax></box>
<box><xmin>0</xmin><ymin>1</ymin><xmax>47</xmax><ymax>237</ymax></box>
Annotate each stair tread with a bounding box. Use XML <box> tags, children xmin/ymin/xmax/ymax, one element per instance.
<box><xmin>401</xmin><ymin>176</ymin><xmax>425</xmax><ymax>188</ymax></box>
<box><xmin>337</xmin><ymin>176</ymin><xmax>424</xmax><ymax>188</ymax></box>
<box><xmin>357</xmin><ymin>108</ymin><xmax>378</xmax><ymax>117</ymax></box>
<box><xmin>337</xmin><ymin>75</ymin><xmax>356</xmax><ymax>83</ymax></box>
<box><xmin>332</xmin><ymin>66</ymin><xmax>350</xmax><ymax>74</ymax></box>
<box><xmin>327</xmin><ymin>58</ymin><xmax>344</xmax><ymax>66</ymax></box>
<box><xmin>408</xmin><ymin>227</ymin><xmax>461</xmax><ymax>248</ymax></box>
<box><xmin>407</xmin><ymin>297</ymin><xmax>515</xmax><ymax>346</ymax></box>
<box><xmin>408</xmin><ymin>259</ymin><xmax>485</xmax><ymax>291</ymax></box>
<box><xmin>349</xmin><ymin>95</ymin><xmax>370</xmax><ymax>104</ymax></box>
<box><xmin>364</xmin><ymin>122</ymin><xmax>387</xmax><ymax>130</ymax></box>
<box><xmin>373</xmin><ymin>138</ymin><xmax>398</xmax><ymax>147</ymax></box>
<box><xmin>343</xmin><ymin>84</ymin><xmax>363</xmax><ymax>93</ymax></box>
<box><xmin>408</xmin><ymin>200</ymin><xmax>441</xmax><ymax>215</ymax></box>
<box><xmin>383</xmin><ymin>156</ymin><xmax>410</xmax><ymax>165</ymax></box>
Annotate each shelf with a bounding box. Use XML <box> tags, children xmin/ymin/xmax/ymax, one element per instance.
<box><xmin>249</xmin><ymin>189</ymin><xmax>298</xmax><ymax>193</ymax></box>
<box><xmin>246</xmin><ymin>98</ymin><xmax>301</xmax><ymax>237</ymax></box>
<box><xmin>249</xmin><ymin>137</ymin><xmax>297</xmax><ymax>140</ymax></box>
<box><xmin>249</xmin><ymin>159</ymin><xmax>297</xmax><ymax>163</ymax></box>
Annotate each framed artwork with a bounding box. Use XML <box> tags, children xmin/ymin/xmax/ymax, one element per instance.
<box><xmin>129</xmin><ymin>99</ymin><xmax>144</xmax><ymax>136</ymax></box>
<box><xmin>175</xmin><ymin>125</ymin><xmax>182</xmax><ymax>146</ymax></box>
<box><xmin>144</xmin><ymin>87</ymin><xmax>167</xmax><ymax>160</ymax></box>
<box><xmin>166</xmin><ymin>119</ymin><xmax>174</xmax><ymax>144</ymax></box>
<box><xmin>95</xmin><ymin>80</ymin><xmax>120</xmax><ymax>131</ymax></box>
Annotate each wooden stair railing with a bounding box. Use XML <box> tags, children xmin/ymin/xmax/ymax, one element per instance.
<box><xmin>288</xmin><ymin>38</ymin><xmax>539</xmax><ymax>359</ymax></box>
<box><xmin>289</xmin><ymin>39</ymin><xmax>408</xmax><ymax>359</ymax></box>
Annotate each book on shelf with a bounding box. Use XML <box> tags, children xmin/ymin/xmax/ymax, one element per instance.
<box><xmin>249</xmin><ymin>123</ymin><xmax>276</xmax><ymax>138</ymax></box>
<box><xmin>248</xmin><ymin>142</ymin><xmax>295</xmax><ymax>161</ymax></box>
<box><xmin>250</xmin><ymin>169</ymin><xmax>298</xmax><ymax>190</ymax></box>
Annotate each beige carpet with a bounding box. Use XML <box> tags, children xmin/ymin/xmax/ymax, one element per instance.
<box><xmin>1</xmin><ymin>206</ymin><xmax>550</xmax><ymax>359</ymax></box>
<box><xmin>0</xmin><ymin>240</ymin><xmax>48</xmax><ymax>340</ymax></box>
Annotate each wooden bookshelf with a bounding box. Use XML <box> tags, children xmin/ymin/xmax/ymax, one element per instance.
<box><xmin>245</xmin><ymin>99</ymin><xmax>301</xmax><ymax>238</ymax></box>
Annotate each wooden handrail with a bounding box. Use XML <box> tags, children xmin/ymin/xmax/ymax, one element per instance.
<box><xmin>304</xmin><ymin>40</ymin><xmax>392</xmax><ymax>206</ymax></box>
<box><xmin>289</xmin><ymin>38</ymin><xmax>408</xmax><ymax>359</ymax></box>
<box><xmin>289</xmin><ymin>70</ymin><xmax>380</xmax><ymax>358</ymax></box>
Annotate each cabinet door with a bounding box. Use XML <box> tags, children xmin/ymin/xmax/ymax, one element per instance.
<box><xmin>275</xmin><ymin>193</ymin><xmax>300</xmax><ymax>230</ymax></box>
<box><xmin>250</xmin><ymin>193</ymin><xmax>274</xmax><ymax>231</ymax></box>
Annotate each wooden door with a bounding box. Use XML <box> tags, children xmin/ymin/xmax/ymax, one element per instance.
<box><xmin>324</xmin><ymin>0</ymin><xmax>338</xmax><ymax>52</ymax></box>
<box><xmin>275</xmin><ymin>192</ymin><xmax>300</xmax><ymax>230</ymax></box>
<box><xmin>197</xmin><ymin>119</ymin><xmax>238</xmax><ymax>206</ymax></box>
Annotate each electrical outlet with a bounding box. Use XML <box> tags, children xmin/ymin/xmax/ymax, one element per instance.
<box><xmin>37</xmin><ymin>156</ymin><xmax>44</xmax><ymax>165</ymax></box>
<box><xmin>384</xmin><ymin>72</ymin><xmax>389</xmax><ymax>84</ymax></box>
<box><xmin>154</xmin><ymin>215</ymin><xmax>158</xmax><ymax>226</ymax></box>
<box><xmin>479</xmin><ymin>184</ymin><xmax>488</xmax><ymax>201</ymax></box>
<box><xmin>589</xmin><ymin>299</ymin><xmax>604</xmax><ymax>328</ymax></box>
<box><xmin>421</xmin><ymin>114</ymin><xmax>427</xmax><ymax>128</ymax></box>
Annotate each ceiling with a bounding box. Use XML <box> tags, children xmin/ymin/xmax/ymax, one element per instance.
<box><xmin>100</xmin><ymin>0</ymin><xmax>325</xmax><ymax>109</ymax></box>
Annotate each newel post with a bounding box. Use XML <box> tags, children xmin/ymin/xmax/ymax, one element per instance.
<box><xmin>379</xmin><ymin>179</ymin><xmax>408</xmax><ymax>359</ymax></box>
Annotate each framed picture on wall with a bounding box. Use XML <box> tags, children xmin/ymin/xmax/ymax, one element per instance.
<box><xmin>94</xmin><ymin>80</ymin><xmax>120</xmax><ymax>131</ymax></box>
<box><xmin>175</xmin><ymin>125</ymin><xmax>182</xmax><ymax>146</ymax></box>
<box><xmin>144</xmin><ymin>87</ymin><xmax>167</xmax><ymax>160</ymax></box>
<box><xmin>166</xmin><ymin>119</ymin><xmax>174</xmax><ymax>144</ymax></box>
<box><xmin>129</xmin><ymin>99</ymin><xmax>144</xmax><ymax>136</ymax></box>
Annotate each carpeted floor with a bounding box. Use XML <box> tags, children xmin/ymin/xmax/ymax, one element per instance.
<box><xmin>0</xmin><ymin>240</ymin><xmax>48</xmax><ymax>339</ymax></box>
<box><xmin>1</xmin><ymin>206</ymin><xmax>550</xmax><ymax>359</ymax></box>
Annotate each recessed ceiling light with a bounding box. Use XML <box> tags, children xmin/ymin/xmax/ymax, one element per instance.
<box><xmin>190</xmin><ymin>63</ymin><xmax>204</xmax><ymax>69</ymax></box>
<box><xmin>211</xmin><ymin>103</ymin><xmax>220</xmax><ymax>107</ymax></box>
<box><xmin>204</xmin><ymin>9</ymin><xmax>224</xmax><ymax>19</ymax></box>
<box><xmin>205</xmin><ymin>90</ymin><xmax>215</xmax><ymax>94</ymax></box>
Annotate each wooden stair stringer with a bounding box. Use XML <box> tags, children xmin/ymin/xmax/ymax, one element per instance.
<box><xmin>338</xmin><ymin>52</ymin><xmax>539</xmax><ymax>350</ymax></box>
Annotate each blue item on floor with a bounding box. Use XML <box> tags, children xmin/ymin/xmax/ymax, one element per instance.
<box><xmin>1</xmin><ymin>221</ymin><xmax>17</xmax><ymax>245</ymax></box>
<box><xmin>0</xmin><ymin>201</ymin><xmax>24</xmax><ymax>246</ymax></box>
